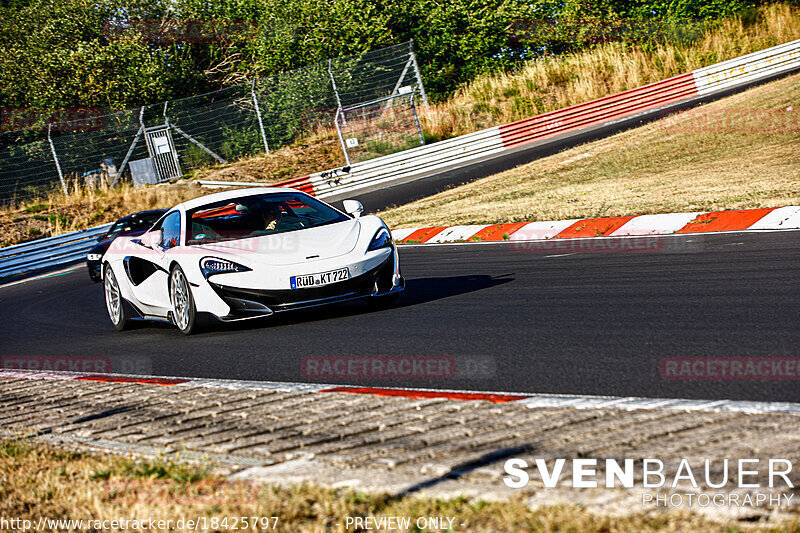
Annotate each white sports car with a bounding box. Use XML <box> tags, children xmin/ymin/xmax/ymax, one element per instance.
<box><xmin>102</xmin><ymin>187</ymin><xmax>403</xmax><ymax>334</ymax></box>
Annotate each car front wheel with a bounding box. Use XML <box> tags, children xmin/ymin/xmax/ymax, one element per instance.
<box><xmin>169</xmin><ymin>265</ymin><xmax>198</xmax><ymax>335</ymax></box>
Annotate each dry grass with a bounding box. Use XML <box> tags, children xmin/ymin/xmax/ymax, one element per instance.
<box><xmin>379</xmin><ymin>70</ymin><xmax>800</xmax><ymax>229</ymax></box>
<box><xmin>1</xmin><ymin>4</ymin><xmax>799</xmax><ymax>246</ymax></box>
<box><xmin>190</xmin><ymin>128</ymin><xmax>345</xmax><ymax>184</ymax></box>
<box><xmin>2</xmin><ymin>437</ymin><xmax>797</xmax><ymax>532</ymax></box>
<box><xmin>0</xmin><ymin>131</ymin><xmax>343</xmax><ymax>246</ymax></box>
<box><xmin>421</xmin><ymin>3</ymin><xmax>800</xmax><ymax>140</ymax></box>
<box><xmin>0</xmin><ymin>180</ymin><xmax>203</xmax><ymax>246</ymax></box>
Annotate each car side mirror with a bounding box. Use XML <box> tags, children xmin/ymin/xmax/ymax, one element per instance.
<box><xmin>140</xmin><ymin>230</ymin><xmax>162</xmax><ymax>248</ymax></box>
<box><xmin>342</xmin><ymin>199</ymin><xmax>364</xmax><ymax>219</ymax></box>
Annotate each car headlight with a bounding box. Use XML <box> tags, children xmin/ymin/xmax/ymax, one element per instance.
<box><xmin>87</xmin><ymin>253</ymin><xmax>102</xmax><ymax>261</ymax></box>
<box><xmin>367</xmin><ymin>227</ymin><xmax>393</xmax><ymax>251</ymax></box>
<box><xmin>200</xmin><ymin>257</ymin><xmax>251</xmax><ymax>278</ymax></box>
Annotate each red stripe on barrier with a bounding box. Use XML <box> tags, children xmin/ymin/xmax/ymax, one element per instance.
<box><xmin>321</xmin><ymin>386</ymin><xmax>529</xmax><ymax>403</ymax></box>
<box><xmin>555</xmin><ymin>216</ymin><xmax>636</xmax><ymax>239</ymax></box>
<box><xmin>273</xmin><ymin>175</ymin><xmax>315</xmax><ymax>196</ymax></box>
<box><xmin>76</xmin><ymin>375</ymin><xmax>189</xmax><ymax>386</ymax></box>
<box><xmin>398</xmin><ymin>226</ymin><xmax>448</xmax><ymax>243</ymax></box>
<box><xmin>675</xmin><ymin>208</ymin><xmax>777</xmax><ymax>234</ymax></box>
<box><xmin>499</xmin><ymin>73</ymin><xmax>698</xmax><ymax>149</ymax></box>
<box><xmin>471</xmin><ymin>222</ymin><xmax>528</xmax><ymax>241</ymax></box>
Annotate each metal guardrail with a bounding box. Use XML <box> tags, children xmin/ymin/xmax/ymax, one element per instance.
<box><xmin>0</xmin><ymin>224</ymin><xmax>111</xmax><ymax>282</ymax></box>
<box><xmin>196</xmin><ymin>38</ymin><xmax>800</xmax><ymax>201</ymax></box>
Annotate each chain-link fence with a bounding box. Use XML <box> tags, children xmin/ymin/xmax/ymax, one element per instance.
<box><xmin>0</xmin><ymin>40</ymin><xmax>428</xmax><ymax>205</ymax></box>
<box><xmin>335</xmin><ymin>91</ymin><xmax>425</xmax><ymax>166</ymax></box>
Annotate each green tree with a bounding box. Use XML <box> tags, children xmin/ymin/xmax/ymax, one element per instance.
<box><xmin>0</xmin><ymin>0</ymin><xmax>771</xmax><ymax>111</ymax></box>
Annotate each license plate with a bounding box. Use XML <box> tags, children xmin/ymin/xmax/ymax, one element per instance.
<box><xmin>290</xmin><ymin>268</ymin><xmax>349</xmax><ymax>289</ymax></box>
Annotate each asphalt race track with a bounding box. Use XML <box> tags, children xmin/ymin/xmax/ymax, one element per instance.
<box><xmin>1</xmin><ymin>230</ymin><xmax>798</xmax><ymax>403</ymax></box>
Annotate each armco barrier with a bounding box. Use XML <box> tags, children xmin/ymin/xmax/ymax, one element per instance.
<box><xmin>693</xmin><ymin>38</ymin><xmax>800</xmax><ymax>95</ymax></box>
<box><xmin>197</xmin><ymin>38</ymin><xmax>800</xmax><ymax>200</ymax></box>
<box><xmin>497</xmin><ymin>72</ymin><xmax>698</xmax><ymax>149</ymax></box>
<box><xmin>0</xmin><ymin>224</ymin><xmax>111</xmax><ymax>282</ymax></box>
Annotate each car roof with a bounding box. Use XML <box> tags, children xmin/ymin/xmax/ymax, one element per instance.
<box><xmin>176</xmin><ymin>187</ymin><xmax>305</xmax><ymax>212</ymax></box>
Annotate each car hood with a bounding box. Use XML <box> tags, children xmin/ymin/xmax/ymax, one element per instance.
<box><xmin>192</xmin><ymin>219</ymin><xmax>361</xmax><ymax>266</ymax></box>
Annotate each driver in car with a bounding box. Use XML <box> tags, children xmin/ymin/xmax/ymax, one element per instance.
<box><xmin>260</xmin><ymin>203</ymin><xmax>283</xmax><ymax>231</ymax></box>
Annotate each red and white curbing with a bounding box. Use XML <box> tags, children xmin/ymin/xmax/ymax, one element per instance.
<box><xmin>390</xmin><ymin>206</ymin><xmax>800</xmax><ymax>244</ymax></box>
<box><xmin>2</xmin><ymin>369</ymin><xmax>799</xmax><ymax>414</ymax></box>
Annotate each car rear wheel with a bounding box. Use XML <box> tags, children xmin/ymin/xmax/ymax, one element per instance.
<box><xmin>104</xmin><ymin>265</ymin><xmax>130</xmax><ymax>331</ymax></box>
<box><xmin>170</xmin><ymin>265</ymin><xmax>197</xmax><ymax>335</ymax></box>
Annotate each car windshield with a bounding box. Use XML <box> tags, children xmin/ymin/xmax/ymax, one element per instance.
<box><xmin>186</xmin><ymin>192</ymin><xmax>349</xmax><ymax>244</ymax></box>
<box><xmin>107</xmin><ymin>212</ymin><xmax>163</xmax><ymax>238</ymax></box>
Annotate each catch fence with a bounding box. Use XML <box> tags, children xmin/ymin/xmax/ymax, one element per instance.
<box><xmin>0</xmin><ymin>41</ymin><xmax>427</xmax><ymax>204</ymax></box>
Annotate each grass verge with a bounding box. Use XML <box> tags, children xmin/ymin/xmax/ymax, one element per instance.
<box><xmin>378</xmin><ymin>70</ymin><xmax>800</xmax><ymax>229</ymax></box>
<box><xmin>2</xmin><ymin>437</ymin><xmax>798</xmax><ymax>532</ymax></box>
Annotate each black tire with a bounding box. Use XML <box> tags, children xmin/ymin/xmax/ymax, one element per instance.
<box><xmin>89</xmin><ymin>269</ymin><xmax>101</xmax><ymax>283</ymax></box>
<box><xmin>104</xmin><ymin>265</ymin><xmax>131</xmax><ymax>331</ymax></box>
<box><xmin>169</xmin><ymin>265</ymin><xmax>198</xmax><ymax>335</ymax></box>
